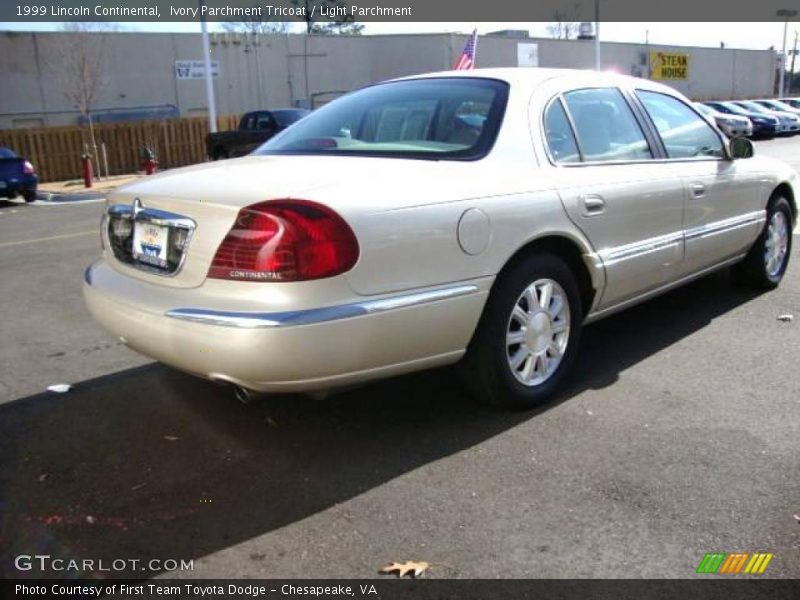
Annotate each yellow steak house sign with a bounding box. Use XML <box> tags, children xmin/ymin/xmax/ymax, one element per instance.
<box><xmin>650</xmin><ymin>51</ymin><xmax>690</xmax><ymax>80</ymax></box>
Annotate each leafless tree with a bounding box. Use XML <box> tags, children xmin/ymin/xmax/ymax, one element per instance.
<box><xmin>221</xmin><ymin>16</ymin><xmax>288</xmax><ymax>35</ymax></box>
<box><xmin>56</xmin><ymin>23</ymin><xmax>115</xmax><ymax>172</ymax></box>
<box><xmin>290</xmin><ymin>0</ymin><xmax>363</xmax><ymax>35</ymax></box>
<box><xmin>546</xmin><ymin>5</ymin><xmax>581</xmax><ymax>40</ymax></box>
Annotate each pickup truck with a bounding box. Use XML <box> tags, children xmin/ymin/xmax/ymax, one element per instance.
<box><xmin>206</xmin><ymin>109</ymin><xmax>310</xmax><ymax>160</ymax></box>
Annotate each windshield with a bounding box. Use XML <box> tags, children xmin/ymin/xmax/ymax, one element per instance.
<box><xmin>739</xmin><ymin>101</ymin><xmax>775</xmax><ymax>115</ymax></box>
<box><xmin>694</xmin><ymin>103</ymin><xmax>713</xmax><ymax>115</ymax></box>
<box><xmin>766</xmin><ymin>100</ymin><xmax>796</xmax><ymax>112</ymax></box>
<box><xmin>719</xmin><ymin>102</ymin><xmax>750</xmax><ymax>116</ymax></box>
<box><xmin>255</xmin><ymin>77</ymin><xmax>509</xmax><ymax>160</ymax></box>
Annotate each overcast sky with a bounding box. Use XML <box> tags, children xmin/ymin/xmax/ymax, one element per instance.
<box><xmin>0</xmin><ymin>21</ymin><xmax>792</xmax><ymax>52</ymax></box>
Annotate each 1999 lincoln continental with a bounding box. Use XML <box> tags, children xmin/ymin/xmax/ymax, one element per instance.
<box><xmin>84</xmin><ymin>69</ymin><xmax>796</xmax><ymax>408</ymax></box>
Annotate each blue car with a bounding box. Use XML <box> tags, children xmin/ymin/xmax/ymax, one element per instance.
<box><xmin>0</xmin><ymin>147</ymin><xmax>37</xmax><ymax>202</ymax></box>
<box><xmin>703</xmin><ymin>101</ymin><xmax>779</xmax><ymax>138</ymax></box>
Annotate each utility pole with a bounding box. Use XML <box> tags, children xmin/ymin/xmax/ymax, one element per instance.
<box><xmin>594</xmin><ymin>0</ymin><xmax>601</xmax><ymax>70</ymax></box>
<box><xmin>200</xmin><ymin>0</ymin><xmax>217</xmax><ymax>133</ymax></box>
<box><xmin>777</xmin><ymin>9</ymin><xmax>797</xmax><ymax>97</ymax></box>
<box><xmin>790</xmin><ymin>30</ymin><xmax>798</xmax><ymax>96</ymax></box>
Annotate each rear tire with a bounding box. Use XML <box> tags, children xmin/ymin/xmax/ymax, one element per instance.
<box><xmin>461</xmin><ymin>253</ymin><xmax>582</xmax><ymax>409</ymax></box>
<box><xmin>212</xmin><ymin>147</ymin><xmax>229</xmax><ymax>161</ymax></box>
<box><xmin>732</xmin><ymin>196</ymin><xmax>793</xmax><ymax>288</ymax></box>
<box><xmin>23</xmin><ymin>190</ymin><xmax>36</xmax><ymax>203</ymax></box>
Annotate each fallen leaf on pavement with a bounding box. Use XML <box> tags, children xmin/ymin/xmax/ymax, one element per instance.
<box><xmin>793</xmin><ymin>513</ymin><xmax>800</xmax><ymax>523</ymax></box>
<box><xmin>38</xmin><ymin>474</ymin><xmax>48</xmax><ymax>482</ymax></box>
<box><xmin>777</xmin><ymin>314</ymin><xmax>794</xmax><ymax>322</ymax></box>
<box><xmin>265</xmin><ymin>417</ymin><xmax>278</xmax><ymax>427</ymax></box>
<box><xmin>47</xmin><ymin>384</ymin><xmax>72</xmax><ymax>393</ymax></box>
<box><xmin>380</xmin><ymin>560</ymin><xmax>429</xmax><ymax>578</ymax></box>
<box><xmin>163</xmin><ymin>435</ymin><xmax>179</xmax><ymax>441</ymax></box>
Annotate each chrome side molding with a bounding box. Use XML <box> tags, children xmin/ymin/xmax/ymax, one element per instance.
<box><xmin>165</xmin><ymin>284</ymin><xmax>480</xmax><ymax>329</ymax></box>
<box><xmin>684</xmin><ymin>210</ymin><xmax>766</xmax><ymax>241</ymax></box>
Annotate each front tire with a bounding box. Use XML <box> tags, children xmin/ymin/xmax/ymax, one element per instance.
<box><xmin>23</xmin><ymin>190</ymin><xmax>36</xmax><ymax>203</ymax></box>
<box><xmin>732</xmin><ymin>196</ymin><xmax>793</xmax><ymax>288</ymax></box>
<box><xmin>462</xmin><ymin>253</ymin><xmax>582</xmax><ymax>409</ymax></box>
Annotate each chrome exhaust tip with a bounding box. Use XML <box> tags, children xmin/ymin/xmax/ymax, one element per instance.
<box><xmin>234</xmin><ymin>386</ymin><xmax>252</xmax><ymax>404</ymax></box>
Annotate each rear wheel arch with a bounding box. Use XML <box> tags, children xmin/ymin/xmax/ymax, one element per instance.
<box><xmin>496</xmin><ymin>235</ymin><xmax>597</xmax><ymax>320</ymax></box>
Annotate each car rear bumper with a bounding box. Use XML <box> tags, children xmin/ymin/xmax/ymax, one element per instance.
<box><xmin>0</xmin><ymin>174</ymin><xmax>37</xmax><ymax>197</ymax></box>
<box><xmin>83</xmin><ymin>260</ymin><xmax>491</xmax><ymax>392</ymax></box>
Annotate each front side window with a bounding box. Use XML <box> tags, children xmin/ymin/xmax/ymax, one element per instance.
<box><xmin>637</xmin><ymin>91</ymin><xmax>724</xmax><ymax>159</ymax></box>
<box><xmin>256</xmin><ymin>78</ymin><xmax>509</xmax><ymax>160</ymax></box>
<box><xmin>562</xmin><ymin>88</ymin><xmax>652</xmax><ymax>162</ymax></box>
<box><xmin>543</xmin><ymin>99</ymin><xmax>580</xmax><ymax>163</ymax></box>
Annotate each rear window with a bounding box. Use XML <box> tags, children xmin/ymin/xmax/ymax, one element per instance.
<box><xmin>272</xmin><ymin>109</ymin><xmax>310</xmax><ymax>127</ymax></box>
<box><xmin>255</xmin><ymin>78</ymin><xmax>509</xmax><ymax>160</ymax></box>
<box><xmin>0</xmin><ymin>147</ymin><xmax>17</xmax><ymax>158</ymax></box>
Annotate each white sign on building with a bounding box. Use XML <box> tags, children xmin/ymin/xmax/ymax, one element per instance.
<box><xmin>175</xmin><ymin>60</ymin><xmax>220</xmax><ymax>79</ymax></box>
<box><xmin>517</xmin><ymin>43</ymin><xmax>539</xmax><ymax>67</ymax></box>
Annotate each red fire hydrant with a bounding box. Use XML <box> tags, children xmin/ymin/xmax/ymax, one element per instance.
<box><xmin>142</xmin><ymin>147</ymin><xmax>158</xmax><ymax>175</ymax></box>
<box><xmin>81</xmin><ymin>154</ymin><xmax>93</xmax><ymax>188</ymax></box>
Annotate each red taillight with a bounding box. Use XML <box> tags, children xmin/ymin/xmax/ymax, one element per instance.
<box><xmin>208</xmin><ymin>199</ymin><xmax>359</xmax><ymax>282</ymax></box>
<box><xmin>23</xmin><ymin>160</ymin><xmax>35</xmax><ymax>175</ymax></box>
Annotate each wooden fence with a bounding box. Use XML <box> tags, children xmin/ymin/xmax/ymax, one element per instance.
<box><xmin>0</xmin><ymin>114</ymin><xmax>240</xmax><ymax>183</ymax></box>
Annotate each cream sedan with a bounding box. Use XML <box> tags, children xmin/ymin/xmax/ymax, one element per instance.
<box><xmin>84</xmin><ymin>69</ymin><xmax>796</xmax><ymax>409</ymax></box>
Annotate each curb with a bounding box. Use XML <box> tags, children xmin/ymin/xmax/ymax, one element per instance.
<box><xmin>36</xmin><ymin>191</ymin><xmax>106</xmax><ymax>203</ymax></box>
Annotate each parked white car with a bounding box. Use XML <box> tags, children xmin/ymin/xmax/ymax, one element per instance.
<box><xmin>84</xmin><ymin>69</ymin><xmax>796</xmax><ymax>408</ymax></box>
<box><xmin>693</xmin><ymin>102</ymin><xmax>753</xmax><ymax>138</ymax></box>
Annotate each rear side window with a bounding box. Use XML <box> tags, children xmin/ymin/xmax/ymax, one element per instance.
<box><xmin>637</xmin><ymin>91</ymin><xmax>724</xmax><ymax>159</ymax></box>
<box><xmin>563</xmin><ymin>88</ymin><xmax>652</xmax><ymax>162</ymax></box>
<box><xmin>543</xmin><ymin>99</ymin><xmax>580</xmax><ymax>163</ymax></box>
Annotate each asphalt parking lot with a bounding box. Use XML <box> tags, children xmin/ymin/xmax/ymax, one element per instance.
<box><xmin>1</xmin><ymin>138</ymin><xmax>798</xmax><ymax>580</ymax></box>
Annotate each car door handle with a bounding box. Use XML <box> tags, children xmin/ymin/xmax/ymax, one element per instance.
<box><xmin>690</xmin><ymin>183</ymin><xmax>706</xmax><ymax>198</ymax></box>
<box><xmin>580</xmin><ymin>194</ymin><xmax>606</xmax><ymax>216</ymax></box>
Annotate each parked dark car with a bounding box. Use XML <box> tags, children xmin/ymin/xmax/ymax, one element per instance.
<box><xmin>704</xmin><ymin>101</ymin><xmax>779</xmax><ymax>138</ymax></box>
<box><xmin>0</xmin><ymin>146</ymin><xmax>37</xmax><ymax>202</ymax></box>
<box><xmin>206</xmin><ymin>109</ymin><xmax>310</xmax><ymax>160</ymax></box>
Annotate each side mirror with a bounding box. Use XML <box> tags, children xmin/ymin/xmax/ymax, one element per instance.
<box><xmin>729</xmin><ymin>137</ymin><xmax>754</xmax><ymax>159</ymax></box>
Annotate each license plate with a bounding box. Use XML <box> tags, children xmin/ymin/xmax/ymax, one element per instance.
<box><xmin>132</xmin><ymin>222</ymin><xmax>169</xmax><ymax>268</ymax></box>
<box><xmin>0</xmin><ymin>181</ymin><xmax>6</xmax><ymax>189</ymax></box>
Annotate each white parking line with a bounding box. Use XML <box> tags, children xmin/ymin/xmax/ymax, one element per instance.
<box><xmin>0</xmin><ymin>230</ymin><xmax>95</xmax><ymax>248</ymax></box>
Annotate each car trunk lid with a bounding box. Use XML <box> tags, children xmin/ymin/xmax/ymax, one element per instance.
<box><xmin>0</xmin><ymin>157</ymin><xmax>24</xmax><ymax>179</ymax></box>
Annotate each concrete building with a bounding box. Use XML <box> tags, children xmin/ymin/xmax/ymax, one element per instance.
<box><xmin>0</xmin><ymin>30</ymin><xmax>777</xmax><ymax>130</ymax></box>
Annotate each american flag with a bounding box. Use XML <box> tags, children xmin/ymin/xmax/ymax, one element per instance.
<box><xmin>454</xmin><ymin>29</ymin><xmax>478</xmax><ymax>70</ymax></box>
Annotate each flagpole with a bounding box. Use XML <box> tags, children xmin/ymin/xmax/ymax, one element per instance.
<box><xmin>472</xmin><ymin>29</ymin><xmax>478</xmax><ymax>69</ymax></box>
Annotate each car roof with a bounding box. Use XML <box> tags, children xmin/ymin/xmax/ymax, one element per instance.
<box><xmin>394</xmin><ymin>67</ymin><xmax>679</xmax><ymax>96</ymax></box>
